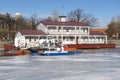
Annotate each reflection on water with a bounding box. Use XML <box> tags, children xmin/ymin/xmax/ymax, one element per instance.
<box><xmin>0</xmin><ymin>48</ymin><xmax>120</xmax><ymax>80</ymax></box>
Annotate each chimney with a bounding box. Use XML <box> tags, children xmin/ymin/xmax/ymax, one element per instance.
<box><xmin>59</xmin><ymin>16</ymin><xmax>66</xmax><ymax>22</ymax></box>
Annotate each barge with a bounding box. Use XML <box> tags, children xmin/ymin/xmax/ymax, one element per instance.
<box><xmin>66</xmin><ymin>44</ymin><xmax>116</xmax><ymax>49</ymax></box>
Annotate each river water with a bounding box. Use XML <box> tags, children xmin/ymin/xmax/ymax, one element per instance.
<box><xmin>0</xmin><ymin>48</ymin><xmax>120</xmax><ymax>80</ymax></box>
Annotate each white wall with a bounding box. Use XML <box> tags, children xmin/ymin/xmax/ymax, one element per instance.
<box><xmin>14</xmin><ymin>35</ymin><xmax>25</xmax><ymax>48</ymax></box>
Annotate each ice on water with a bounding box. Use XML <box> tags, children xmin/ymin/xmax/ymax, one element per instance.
<box><xmin>0</xmin><ymin>48</ymin><xmax>120</xmax><ymax>80</ymax></box>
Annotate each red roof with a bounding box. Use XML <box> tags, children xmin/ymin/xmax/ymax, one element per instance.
<box><xmin>19</xmin><ymin>30</ymin><xmax>46</xmax><ymax>35</ymax></box>
<box><xmin>90</xmin><ymin>30</ymin><xmax>106</xmax><ymax>35</ymax></box>
<box><xmin>41</xmin><ymin>21</ymin><xmax>88</xmax><ymax>26</ymax></box>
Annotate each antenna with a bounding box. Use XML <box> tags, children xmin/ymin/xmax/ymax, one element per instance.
<box><xmin>61</xmin><ymin>5</ymin><xmax>65</xmax><ymax>16</ymax></box>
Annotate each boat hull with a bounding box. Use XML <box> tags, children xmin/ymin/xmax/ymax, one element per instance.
<box><xmin>40</xmin><ymin>50</ymin><xmax>80</xmax><ymax>56</ymax></box>
<box><xmin>2</xmin><ymin>49</ymin><xmax>27</xmax><ymax>56</ymax></box>
<box><xmin>4</xmin><ymin>44</ymin><xmax>18</xmax><ymax>51</ymax></box>
<box><xmin>66</xmin><ymin>44</ymin><xmax>116</xmax><ymax>49</ymax></box>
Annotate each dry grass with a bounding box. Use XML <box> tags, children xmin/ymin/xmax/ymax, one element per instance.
<box><xmin>108</xmin><ymin>40</ymin><xmax>120</xmax><ymax>46</ymax></box>
<box><xmin>0</xmin><ymin>41</ymin><xmax>9</xmax><ymax>48</ymax></box>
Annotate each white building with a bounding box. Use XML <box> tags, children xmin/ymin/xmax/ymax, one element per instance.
<box><xmin>37</xmin><ymin>16</ymin><xmax>107</xmax><ymax>44</ymax></box>
<box><xmin>15</xmin><ymin>30</ymin><xmax>46</xmax><ymax>48</ymax></box>
<box><xmin>15</xmin><ymin>16</ymin><xmax>107</xmax><ymax>48</ymax></box>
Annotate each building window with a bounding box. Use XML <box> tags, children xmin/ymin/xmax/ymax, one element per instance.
<box><xmin>76</xmin><ymin>27</ymin><xmax>79</xmax><ymax>30</ymax></box>
<box><xmin>89</xmin><ymin>37</ymin><xmax>94</xmax><ymax>40</ymax></box>
<box><xmin>34</xmin><ymin>38</ymin><xmax>36</xmax><ymax>41</ymax></box>
<box><xmin>81</xmin><ymin>28</ymin><xmax>88</xmax><ymax>32</ymax></box>
<box><xmin>66</xmin><ymin>29</ymin><xmax>69</xmax><ymax>32</ymax></box>
<box><xmin>70</xmin><ymin>36</ymin><xmax>74</xmax><ymax>41</ymax></box>
<box><xmin>81</xmin><ymin>36</ymin><xmax>88</xmax><ymax>41</ymax></box>
<box><xmin>58</xmin><ymin>36</ymin><xmax>61</xmax><ymax>39</ymax></box>
<box><xmin>54</xmin><ymin>36</ymin><xmax>56</xmax><ymax>39</ymax></box>
<box><xmin>58</xmin><ymin>26</ymin><xmax>61</xmax><ymax>29</ymax></box>
<box><xmin>48</xmin><ymin>26</ymin><xmax>56</xmax><ymax>31</ymax></box>
<box><xmin>29</xmin><ymin>38</ymin><xmax>31</xmax><ymax>41</ymax></box>
<box><xmin>40</xmin><ymin>36</ymin><xmax>47</xmax><ymax>39</ymax></box>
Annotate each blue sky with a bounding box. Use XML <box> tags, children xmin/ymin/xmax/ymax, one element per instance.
<box><xmin>0</xmin><ymin>0</ymin><xmax>120</xmax><ymax>27</ymax></box>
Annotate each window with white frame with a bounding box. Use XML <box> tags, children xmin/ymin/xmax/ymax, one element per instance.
<box><xmin>63</xmin><ymin>27</ymin><xmax>75</xmax><ymax>32</ymax></box>
<box><xmin>58</xmin><ymin>26</ymin><xmax>61</xmax><ymax>32</ymax></box>
<box><xmin>81</xmin><ymin>27</ymin><xmax>88</xmax><ymax>32</ymax></box>
<box><xmin>76</xmin><ymin>27</ymin><xmax>79</xmax><ymax>30</ymax></box>
<box><xmin>89</xmin><ymin>37</ymin><xmax>95</xmax><ymax>41</ymax></box>
<box><xmin>81</xmin><ymin>36</ymin><xmax>88</xmax><ymax>41</ymax></box>
<box><xmin>48</xmin><ymin>26</ymin><xmax>56</xmax><ymax>31</ymax></box>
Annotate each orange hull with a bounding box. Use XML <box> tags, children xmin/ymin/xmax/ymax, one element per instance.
<box><xmin>2</xmin><ymin>49</ymin><xmax>29</xmax><ymax>56</ymax></box>
<box><xmin>4</xmin><ymin>44</ymin><xmax>18</xmax><ymax>51</ymax></box>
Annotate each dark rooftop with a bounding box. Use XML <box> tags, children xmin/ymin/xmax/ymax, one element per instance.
<box><xmin>41</xmin><ymin>21</ymin><xmax>88</xmax><ymax>26</ymax></box>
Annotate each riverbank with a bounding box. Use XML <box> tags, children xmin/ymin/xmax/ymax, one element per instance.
<box><xmin>108</xmin><ymin>40</ymin><xmax>120</xmax><ymax>46</ymax></box>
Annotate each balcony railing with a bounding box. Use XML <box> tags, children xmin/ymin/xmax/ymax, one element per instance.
<box><xmin>48</xmin><ymin>30</ymin><xmax>89</xmax><ymax>34</ymax></box>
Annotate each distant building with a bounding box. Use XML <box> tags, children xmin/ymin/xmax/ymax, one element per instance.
<box><xmin>14</xmin><ymin>13</ymin><xmax>22</xmax><ymax>19</ymax></box>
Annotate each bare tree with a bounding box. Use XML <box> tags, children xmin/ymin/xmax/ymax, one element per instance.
<box><xmin>0</xmin><ymin>14</ymin><xmax>4</xmax><ymax>30</ymax></box>
<box><xmin>29</xmin><ymin>14</ymin><xmax>38</xmax><ymax>30</ymax></box>
<box><xmin>4</xmin><ymin>13</ymin><xmax>15</xmax><ymax>40</ymax></box>
<box><xmin>107</xmin><ymin>15</ymin><xmax>120</xmax><ymax>39</ymax></box>
<box><xmin>67</xmin><ymin>8</ymin><xmax>98</xmax><ymax>26</ymax></box>
<box><xmin>15</xmin><ymin>15</ymin><xmax>28</xmax><ymax>30</ymax></box>
<box><xmin>107</xmin><ymin>17</ymin><xmax>118</xmax><ymax>39</ymax></box>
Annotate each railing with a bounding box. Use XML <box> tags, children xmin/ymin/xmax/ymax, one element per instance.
<box><xmin>48</xmin><ymin>30</ymin><xmax>89</xmax><ymax>35</ymax></box>
<box><xmin>78</xmin><ymin>40</ymin><xmax>105</xmax><ymax>44</ymax></box>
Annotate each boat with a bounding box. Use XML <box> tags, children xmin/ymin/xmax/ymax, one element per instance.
<box><xmin>1</xmin><ymin>49</ymin><xmax>30</xmax><ymax>56</ymax></box>
<box><xmin>40</xmin><ymin>50</ymin><xmax>80</xmax><ymax>56</ymax></box>
<box><xmin>66</xmin><ymin>44</ymin><xmax>116</xmax><ymax>49</ymax></box>
<box><xmin>4</xmin><ymin>44</ymin><xmax>19</xmax><ymax>51</ymax></box>
<box><xmin>29</xmin><ymin>46</ymin><xmax>81</xmax><ymax>56</ymax></box>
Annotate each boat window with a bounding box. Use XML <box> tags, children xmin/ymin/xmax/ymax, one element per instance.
<box><xmin>45</xmin><ymin>48</ymin><xmax>56</xmax><ymax>51</ymax></box>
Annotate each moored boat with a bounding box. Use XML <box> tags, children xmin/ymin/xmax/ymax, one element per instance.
<box><xmin>4</xmin><ymin>44</ymin><xmax>18</xmax><ymax>51</ymax></box>
<box><xmin>1</xmin><ymin>49</ymin><xmax>30</xmax><ymax>56</ymax></box>
<box><xmin>29</xmin><ymin>46</ymin><xmax>81</xmax><ymax>56</ymax></box>
<box><xmin>66</xmin><ymin>44</ymin><xmax>116</xmax><ymax>49</ymax></box>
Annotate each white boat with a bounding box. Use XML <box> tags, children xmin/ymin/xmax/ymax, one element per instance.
<box><xmin>40</xmin><ymin>50</ymin><xmax>80</xmax><ymax>56</ymax></box>
<box><xmin>40</xmin><ymin>47</ymin><xmax>81</xmax><ymax>56</ymax></box>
